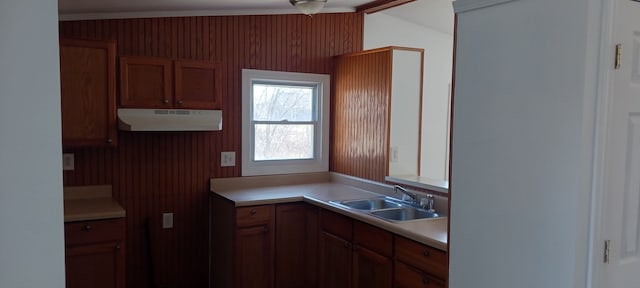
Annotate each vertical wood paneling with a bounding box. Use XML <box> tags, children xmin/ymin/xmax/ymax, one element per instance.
<box><xmin>331</xmin><ymin>49</ymin><xmax>391</xmax><ymax>182</ymax></box>
<box><xmin>60</xmin><ymin>13</ymin><xmax>363</xmax><ymax>288</ymax></box>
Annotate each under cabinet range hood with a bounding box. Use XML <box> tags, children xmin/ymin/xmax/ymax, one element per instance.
<box><xmin>117</xmin><ymin>108</ymin><xmax>222</xmax><ymax>131</ymax></box>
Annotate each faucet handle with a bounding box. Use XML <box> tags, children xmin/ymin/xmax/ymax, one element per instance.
<box><xmin>420</xmin><ymin>195</ymin><xmax>436</xmax><ymax>213</ymax></box>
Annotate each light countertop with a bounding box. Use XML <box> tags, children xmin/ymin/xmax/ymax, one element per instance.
<box><xmin>210</xmin><ymin>173</ymin><xmax>448</xmax><ymax>251</ymax></box>
<box><xmin>64</xmin><ymin>185</ymin><xmax>126</xmax><ymax>222</ymax></box>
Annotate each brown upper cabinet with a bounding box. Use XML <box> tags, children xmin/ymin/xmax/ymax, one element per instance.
<box><xmin>59</xmin><ymin>38</ymin><xmax>117</xmax><ymax>148</ymax></box>
<box><xmin>120</xmin><ymin>57</ymin><xmax>221</xmax><ymax>109</ymax></box>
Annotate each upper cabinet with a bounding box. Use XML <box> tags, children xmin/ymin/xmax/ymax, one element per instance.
<box><xmin>120</xmin><ymin>56</ymin><xmax>221</xmax><ymax>109</ymax></box>
<box><xmin>333</xmin><ymin>46</ymin><xmax>423</xmax><ymax>182</ymax></box>
<box><xmin>59</xmin><ymin>38</ymin><xmax>117</xmax><ymax>148</ymax></box>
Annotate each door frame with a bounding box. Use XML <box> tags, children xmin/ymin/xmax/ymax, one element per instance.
<box><xmin>588</xmin><ymin>0</ymin><xmax>621</xmax><ymax>287</ymax></box>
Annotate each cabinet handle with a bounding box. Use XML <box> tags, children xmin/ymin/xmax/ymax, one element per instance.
<box><xmin>263</xmin><ymin>226</ymin><xmax>269</xmax><ymax>233</ymax></box>
<box><xmin>177</xmin><ymin>100</ymin><xmax>183</xmax><ymax>105</ymax></box>
<box><xmin>423</xmin><ymin>250</ymin><xmax>430</xmax><ymax>257</ymax></box>
<box><xmin>163</xmin><ymin>99</ymin><xmax>169</xmax><ymax>104</ymax></box>
<box><xmin>116</xmin><ymin>242</ymin><xmax>121</xmax><ymax>250</ymax></box>
<box><xmin>83</xmin><ymin>224</ymin><xmax>92</xmax><ymax>231</ymax></box>
<box><xmin>422</xmin><ymin>277</ymin><xmax>430</xmax><ymax>285</ymax></box>
<box><xmin>250</xmin><ymin>209</ymin><xmax>257</xmax><ymax>215</ymax></box>
<box><xmin>106</xmin><ymin>138</ymin><xmax>113</xmax><ymax>144</ymax></box>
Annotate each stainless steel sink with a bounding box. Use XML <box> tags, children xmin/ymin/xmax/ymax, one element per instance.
<box><xmin>332</xmin><ymin>197</ymin><xmax>403</xmax><ymax>210</ymax></box>
<box><xmin>330</xmin><ymin>196</ymin><xmax>445</xmax><ymax>222</ymax></box>
<box><xmin>370</xmin><ymin>207</ymin><xmax>442</xmax><ymax>222</ymax></box>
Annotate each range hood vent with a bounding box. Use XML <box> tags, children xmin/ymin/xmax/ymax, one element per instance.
<box><xmin>117</xmin><ymin>108</ymin><xmax>222</xmax><ymax>131</ymax></box>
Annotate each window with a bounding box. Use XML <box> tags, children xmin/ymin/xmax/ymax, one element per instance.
<box><xmin>242</xmin><ymin>69</ymin><xmax>330</xmax><ymax>176</ymax></box>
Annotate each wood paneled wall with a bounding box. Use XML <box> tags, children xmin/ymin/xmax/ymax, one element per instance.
<box><xmin>331</xmin><ymin>49</ymin><xmax>392</xmax><ymax>182</ymax></box>
<box><xmin>60</xmin><ymin>14</ymin><xmax>363</xmax><ymax>288</ymax></box>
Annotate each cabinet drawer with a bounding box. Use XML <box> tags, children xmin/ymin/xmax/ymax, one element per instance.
<box><xmin>395</xmin><ymin>236</ymin><xmax>448</xmax><ymax>279</ymax></box>
<box><xmin>65</xmin><ymin>218</ymin><xmax>125</xmax><ymax>246</ymax></box>
<box><xmin>320</xmin><ymin>209</ymin><xmax>352</xmax><ymax>241</ymax></box>
<box><xmin>353</xmin><ymin>221</ymin><xmax>392</xmax><ymax>258</ymax></box>
<box><xmin>395</xmin><ymin>260</ymin><xmax>446</xmax><ymax>288</ymax></box>
<box><xmin>236</xmin><ymin>205</ymin><xmax>274</xmax><ymax>227</ymax></box>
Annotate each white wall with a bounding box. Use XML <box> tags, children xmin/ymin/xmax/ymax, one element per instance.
<box><xmin>449</xmin><ymin>0</ymin><xmax>600</xmax><ymax>287</ymax></box>
<box><xmin>0</xmin><ymin>0</ymin><xmax>65</xmax><ymax>287</ymax></box>
<box><xmin>364</xmin><ymin>10</ymin><xmax>454</xmax><ymax>181</ymax></box>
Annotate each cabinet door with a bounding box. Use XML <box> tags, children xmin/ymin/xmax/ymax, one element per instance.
<box><xmin>275</xmin><ymin>203</ymin><xmax>318</xmax><ymax>288</ymax></box>
<box><xmin>120</xmin><ymin>56</ymin><xmax>173</xmax><ymax>108</ymax></box>
<box><xmin>394</xmin><ymin>260</ymin><xmax>446</xmax><ymax>288</ymax></box>
<box><xmin>236</xmin><ymin>225</ymin><xmax>274</xmax><ymax>288</ymax></box>
<box><xmin>59</xmin><ymin>38</ymin><xmax>116</xmax><ymax>147</ymax></box>
<box><xmin>65</xmin><ymin>240</ymin><xmax>124</xmax><ymax>288</ymax></box>
<box><xmin>174</xmin><ymin>60</ymin><xmax>221</xmax><ymax>109</ymax></box>
<box><xmin>352</xmin><ymin>245</ymin><xmax>392</xmax><ymax>288</ymax></box>
<box><xmin>319</xmin><ymin>231</ymin><xmax>352</xmax><ymax>288</ymax></box>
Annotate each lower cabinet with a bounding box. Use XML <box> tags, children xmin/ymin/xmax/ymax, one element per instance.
<box><xmin>234</xmin><ymin>205</ymin><xmax>274</xmax><ymax>288</ymax></box>
<box><xmin>64</xmin><ymin>218</ymin><xmax>125</xmax><ymax>288</ymax></box>
<box><xmin>394</xmin><ymin>236</ymin><xmax>448</xmax><ymax>288</ymax></box>
<box><xmin>210</xmin><ymin>197</ymin><xmax>316</xmax><ymax>288</ymax></box>
<box><xmin>210</xmin><ymin>197</ymin><xmax>448</xmax><ymax>288</ymax></box>
<box><xmin>319</xmin><ymin>209</ymin><xmax>393</xmax><ymax>288</ymax></box>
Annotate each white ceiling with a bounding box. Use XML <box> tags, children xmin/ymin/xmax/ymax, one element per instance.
<box><xmin>58</xmin><ymin>0</ymin><xmax>454</xmax><ymax>35</ymax></box>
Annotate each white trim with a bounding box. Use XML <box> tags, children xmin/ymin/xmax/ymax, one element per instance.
<box><xmin>452</xmin><ymin>0</ymin><xmax>515</xmax><ymax>13</ymax></box>
<box><xmin>588</xmin><ymin>0</ymin><xmax>616</xmax><ymax>287</ymax></box>
<box><xmin>241</xmin><ymin>69</ymin><xmax>330</xmax><ymax>176</ymax></box>
<box><xmin>58</xmin><ymin>7</ymin><xmax>355</xmax><ymax>21</ymax></box>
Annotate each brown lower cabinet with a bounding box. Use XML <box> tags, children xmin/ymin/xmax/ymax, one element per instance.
<box><xmin>209</xmin><ymin>198</ymin><xmax>447</xmax><ymax>288</ymax></box>
<box><xmin>319</xmin><ymin>209</ymin><xmax>393</xmax><ymax>288</ymax></box>
<box><xmin>64</xmin><ymin>218</ymin><xmax>125</xmax><ymax>288</ymax></box>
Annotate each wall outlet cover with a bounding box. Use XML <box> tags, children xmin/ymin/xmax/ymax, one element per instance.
<box><xmin>63</xmin><ymin>153</ymin><xmax>74</xmax><ymax>170</ymax></box>
<box><xmin>162</xmin><ymin>213</ymin><xmax>173</xmax><ymax>229</ymax></box>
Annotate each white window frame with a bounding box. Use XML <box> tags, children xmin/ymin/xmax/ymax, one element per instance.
<box><xmin>241</xmin><ymin>69</ymin><xmax>330</xmax><ymax>176</ymax></box>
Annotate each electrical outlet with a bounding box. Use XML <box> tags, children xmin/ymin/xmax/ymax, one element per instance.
<box><xmin>221</xmin><ymin>151</ymin><xmax>236</xmax><ymax>167</ymax></box>
<box><xmin>390</xmin><ymin>147</ymin><xmax>398</xmax><ymax>162</ymax></box>
<box><xmin>162</xmin><ymin>213</ymin><xmax>173</xmax><ymax>229</ymax></box>
<box><xmin>63</xmin><ymin>153</ymin><xmax>74</xmax><ymax>170</ymax></box>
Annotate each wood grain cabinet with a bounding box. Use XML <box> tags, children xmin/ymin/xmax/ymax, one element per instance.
<box><xmin>59</xmin><ymin>38</ymin><xmax>117</xmax><ymax>148</ymax></box>
<box><xmin>120</xmin><ymin>56</ymin><xmax>221</xmax><ymax>109</ymax></box>
<box><xmin>394</xmin><ymin>236</ymin><xmax>448</xmax><ymax>288</ymax></box>
<box><xmin>210</xmin><ymin>198</ymin><xmax>317</xmax><ymax>288</ymax></box>
<box><xmin>275</xmin><ymin>203</ymin><xmax>319</xmax><ymax>288</ymax></box>
<box><xmin>234</xmin><ymin>205</ymin><xmax>275</xmax><ymax>288</ymax></box>
<box><xmin>319</xmin><ymin>209</ymin><xmax>393</xmax><ymax>288</ymax></box>
<box><xmin>64</xmin><ymin>218</ymin><xmax>125</xmax><ymax>288</ymax></box>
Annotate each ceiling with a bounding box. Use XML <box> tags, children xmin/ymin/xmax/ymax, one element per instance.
<box><xmin>58</xmin><ymin>0</ymin><xmax>454</xmax><ymax>35</ymax></box>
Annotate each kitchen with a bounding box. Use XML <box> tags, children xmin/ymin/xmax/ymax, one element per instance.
<box><xmin>1</xmin><ymin>0</ymin><xmax>628</xmax><ymax>288</ymax></box>
<box><xmin>57</xmin><ymin>0</ymin><xmax>454</xmax><ymax>287</ymax></box>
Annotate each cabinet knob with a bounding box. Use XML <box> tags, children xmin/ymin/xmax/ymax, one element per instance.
<box><xmin>263</xmin><ymin>226</ymin><xmax>269</xmax><ymax>233</ymax></box>
<box><xmin>83</xmin><ymin>224</ymin><xmax>92</xmax><ymax>231</ymax></box>
<box><xmin>177</xmin><ymin>100</ymin><xmax>183</xmax><ymax>105</ymax></box>
<box><xmin>250</xmin><ymin>209</ymin><xmax>257</xmax><ymax>215</ymax></box>
<box><xmin>423</xmin><ymin>250</ymin><xmax>430</xmax><ymax>257</ymax></box>
<box><xmin>116</xmin><ymin>242</ymin><xmax>121</xmax><ymax>250</ymax></box>
<box><xmin>422</xmin><ymin>277</ymin><xmax>430</xmax><ymax>285</ymax></box>
<box><xmin>163</xmin><ymin>99</ymin><xmax>169</xmax><ymax>104</ymax></box>
<box><xmin>106</xmin><ymin>138</ymin><xmax>113</xmax><ymax>144</ymax></box>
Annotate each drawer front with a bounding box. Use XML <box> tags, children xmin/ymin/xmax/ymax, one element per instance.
<box><xmin>353</xmin><ymin>221</ymin><xmax>393</xmax><ymax>258</ymax></box>
<box><xmin>236</xmin><ymin>205</ymin><xmax>274</xmax><ymax>227</ymax></box>
<box><xmin>320</xmin><ymin>209</ymin><xmax>352</xmax><ymax>241</ymax></box>
<box><xmin>395</xmin><ymin>260</ymin><xmax>446</xmax><ymax>288</ymax></box>
<box><xmin>65</xmin><ymin>218</ymin><xmax>125</xmax><ymax>246</ymax></box>
<box><xmin>395</xmin><ymin>236</ymin><xmax>448</xmax><ymax>279</ymax></box>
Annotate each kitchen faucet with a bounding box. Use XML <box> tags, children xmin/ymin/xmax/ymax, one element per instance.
<box><xmin>393</xmin><ymin>185</ymin><xmax>417</xmax><ymax>203</ymax></box>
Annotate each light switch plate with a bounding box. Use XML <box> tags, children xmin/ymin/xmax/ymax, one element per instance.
<box><xmin>63</xmin><ymin>153</ymin><xmax>74</xmax><ymax>170</ymax></box>
<box><xmin>221</xmin><ymin>151</ymin><xmax>236</xmax><ymax>167</ymax></box>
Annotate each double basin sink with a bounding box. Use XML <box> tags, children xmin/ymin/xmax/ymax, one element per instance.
<box><xmin>330</xmin><ymin>196</ymin><xmax>444</xmax><ymax>222</ymax></box>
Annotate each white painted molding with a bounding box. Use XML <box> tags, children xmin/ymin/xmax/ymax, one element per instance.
<box><xmin>58</xmin><ymin>7</ymin><xmax>355</xmax><ymax>21</ymax></box>
<box><xmin>453</xmin><ymin>0</ymin><xmax>515</xmax><ymax>13</ymax></box>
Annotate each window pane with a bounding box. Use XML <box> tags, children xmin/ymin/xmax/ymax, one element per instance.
<box><xmin>254</xmin><ymin>124</ymin><xmax>314</xmax><ymax>161</ymax></box>
<box><xmin>252</xmin><ymin>83</ymin><xmax>314</xmax><ymax>121</ymax></box>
